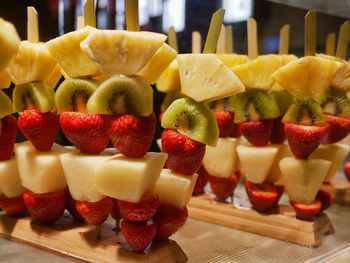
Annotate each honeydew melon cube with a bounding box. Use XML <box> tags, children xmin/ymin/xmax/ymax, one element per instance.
<box><xmin>266</xmin><ymin>144</ymin><xmax>292</xmax><ymax>183</ymax></box>
<box><xmin>0</xmin><ymin>158</ymin><xmax>26</xmax><ymax>198</ymax></box>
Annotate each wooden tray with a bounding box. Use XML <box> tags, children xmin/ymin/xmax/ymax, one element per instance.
<box><xmin>187</xmin><ymin>194</ymin><xmax>334</xmax><ymax>247</ymax></box>
<box><xmin>0</xmin><ymin>213</ymin><xmax>187</xmax><ymax>263</ymax></box>
<box><xmin>321</xmin><ymin>179</ymin><xmax>350</xmax><ymax>206</ymax></box>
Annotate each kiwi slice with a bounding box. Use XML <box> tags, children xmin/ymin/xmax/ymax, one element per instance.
<box><xmin>55</xmin><ymin>78</ymin><xmax>98</xmax><ymax>113</ymax></box>
<box><xmin>87</xmin><ymin>75</ymin><xmax>153</xmax><ymax>116</ymax></box>
<box><xmin>161</xmin><ymin>91</ymin><xmax>185</xmax><ymax>112</ymax></box>
<box><xmin>269</xmin><ymin>90</ymin><xmax>293</xmax><ymax>116</ymax></box>
<box><xmin>316</xmin><ymin>88</ymin><xmax>350</xmax><ymax>118</ymax></box>
<box><xmin>207</xmin><ymin>96</ymin><xmax>235</xmax><ymax>112</ymax></box>
<box><xmin>0</xmin><ymin>90</ymin><xmax>14</xmax><ymax>119</ymax></box>
<box><xmin>232</xmin><ymin>90</ymin><xmax>280</xmax><ymax>123</ymax></box>
<box><xmin>283</xmin><ymin>99</ymin><xmax>325</xmax><ymax>125</ymax></box>
<box><xmin>161</xmin><ymin>97</ymin><xmax>219</xmax><ymax>146</ymax></box>
<box><xmin>13</xmin><ymin>82</ymin><xmax>55</xmax><ymax>113</ymax></box>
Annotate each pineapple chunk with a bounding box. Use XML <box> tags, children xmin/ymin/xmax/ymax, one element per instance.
<box><xmin>0</xmin><ymin>70</ymin><xmax>11</xmax><ymax>89</ymax></box>
<box><xmin>156</xmin><ymin>60</ymin><xmax>181</xmax><ymax>93</ymax></box>
<box><xmin>156</xmin><ymin>138</ymin><xmax>162</xmax><ymax>151</ymax></box>
<box><xmin>231</xmin><ymin>54</ymin><xmax>297</xmax><ymax>90</ymax></box>
<box><xmin>237</xmin><ymin>144</ymin><xmax>281</xmax><ymax>184</ymax></box>
<box><xmin>80</xmin><ymin>30</ymin><xmax>167</xmax><ymax>77</ymax></box>
<box><xmin>154</xmin><ymin>169</ymin><xmax>198</xmax><ymax>208</ymax></box>
<box><xmin>265</xmin><ymin>144</ymin><xmax>292</xmax><ymax>183</ymax></box>
<box><xmin>310</xmin><ymin>143</ymin><xmax>350</xmax><ymax>182</ymax></box>
<box><xmin>15</xmin><ymin>141</ymin><xmax>72</xmax><ymax>194</ymax></box>
<box><xmin>270</xmin><ymin>82</ymin><xmax>285</xmax><ymax>92</ymax></box>
<box><xmin>0</xmin><ymin>158</ymin><xmax>26</xmax><ymax>198</ymax></box>
<box><xmin>95</xmin><ymin>152</ymin><xmax>167</xmax><ymax>202</ymax></box>
<box><xmin>138</xmin><ymin>43</ymin><xmax>177</xmax><ymax>84</ymax></box>
<box><xmin>60</xmin><ymin>152</ymin><xmax>111</xmax><ymax>202</ymax></box>
<box><xmin>272</xmin><ymin>56</ymin><xmax>343</xmax><ymax>99</ymax></box>
<box><xmin>202</xmin><ymin>138</ymin><xmax>238</xmax><ymax>178</ymax></box>
<box><xmin>8</xmin><ymin>41</ymin><xmax>58</xmax><ymax>85</ymax></box>
<box><xmin>216</xmin><ymin>54</ymin><xmax>248</xmax><ymax>67</ymax></box>
<box><xmin>44</xmin><ymin>64</ymin><xmax>62</xmax><ymax>89</ymax></box>
<box><xmin>280</xmin><ymin>158</ymin><xmax>331</xmax><ymax>204</ymax></box>
<box><xmin>177</xmin><ymin>54</ymin><xmax>245</xmax><ymax>102</ymax></box>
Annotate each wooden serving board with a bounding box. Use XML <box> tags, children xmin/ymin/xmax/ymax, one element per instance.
<box><xmin>187</xmin><ymin>194</ymin><xmax>334</xmax><ymax>247</ymax></box>
<box><xmin>0</xmin><ymin>213</ymin><xmax>187</xmax><ymax>263</ymax></box>
<box><xmin>321</xmin><ymin>179</ymin><xmax>350</xmax><ymax>206</ymax></box>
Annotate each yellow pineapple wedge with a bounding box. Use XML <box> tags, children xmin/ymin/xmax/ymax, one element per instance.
<box><xmin>46</xmin><ymin>26</ymin><xmax>100</xmax><ymax>78</ymax></box>
<box><xmin>80</xmin><ymin>30</ymin><xmax>167</xmax><ymax>76</ymax></box>
<box><xmin>231</xmin><ymin>54</ymin><xmax>297</xmax><ymax>90</ymax></box>
<box><xmin>0</xmin><ymin>18</ymin><xmax>21</xmax><ymax>72</ymax></box>
<box><xmin>44</xmin><ymin>64</ymin><xmax>62</xmax><ymax>89</ymax></box>
<box><xmin>156</xmin><ymin>60</ymin><xmax>181</xmax><ymax>93</ymax></box>
<box><xmin>7</xmin><ymin>41</ymin><xmax>58</xmax><ymax>85</ymax></box>
<box><xmin>177</xmin><ymin>54</ymin><xmax>245</xmax><ymax>102</ymax></box>
<box><xmin>0</xmin><ymin>70</ymin><xmax>11</xmax><ymax>89</ymax></box>
<box><xmin>137</xmin><ymin>43</ymin><xmax>177</xmax><ymax>84</ymax></box>
<box><xmin>272</xmin><ymin>56</ymin><xmax>343</xmax><ymax>98</ymax></box>
<box><xmin>216</xmin><ymin>54</ymin><xmax>248</xmax><ymax>67</ymax></box>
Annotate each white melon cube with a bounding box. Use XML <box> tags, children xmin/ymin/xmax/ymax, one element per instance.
<box><xmin>0</xmin><ymin>158</ymin><xmax>26</xmax><ymax>198</ymax></box>
<box><xmin>266</xmin><ymin>144</ymin><xmax>292</xmax><ymax>183</ymax></box>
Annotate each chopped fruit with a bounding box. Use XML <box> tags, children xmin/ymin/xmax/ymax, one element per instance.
<box><xmin>118</xmin><ymin>195</ymin><xmax>159</xmax><ymax>223</ymax></box>
<box><xmin>95</xmin><ymin>153</ymin><xmax>167</xmax><ymax>203</ymax></box>
<box><xmin>270</xmin><ymin>90</ymin><xmax>294</xmax><ymax>116</ymax></box>
<box><xmin>290</xmin><ymin>200</ymin><xmax>322</xmax><ymax>220</ymax></box>
<box><xmin>156</xmin><ymin>138</ymin><xmax>162</xmax><ymax>151</ymax></box>
<box><xmin>208</xmin><ymin>173</ymin><xmax>239</xmax><ymax>202</ymax></box>
<box><xmin>240</xmin><ymin>120</ymin><xmax>273</xmax><ymax>146</ymax></box>
<box><xmin>237</xmin><ymin>144</ymin><xmax>280</xmax><ymax>184</ymax></box>
<box><xmin>344</xmin><ymin>162</ymin><xmax>350</xmax><ymax>182</ymax></box>
<box><xmin>158</xmin><ymin>112</ymin><xmax>164</xmax><ymax>123</ymax></box>
<box><xmin>0</xmin><ymin>158</ymin><xmax>26</xmax><ymax>198</ymax></box>
<box><xmin>214</xmin><ymin>111</ymin><xmax>234</xmax><ymax>137</ymax></box>
<box><xmin>266</xmin><ymin>144</ymin><xmax>292</xmax><ymax>183</ymax></box>
<box><xmin>156</xmin><ymin>60</ymin><xmax>181</xmax><ymax>93</ymax></box>
<box><xmin>284</xmin><ymin>123</ymin><xmax>330</xmax><ymax>159</ymax></box>
<box><xmin>161</xmin><ymin>98</ymin><xmax>219</xmax><ymax>147</ymax></box>
<box><xmin>121</xmin><ymin>219</ymin><xmax>157</xmax><ymax>252</ymax></box>
<box><xmin>321</xmin><ymin>115</ymin><xmax>350</xmax><ymax>144</ymax></box>
<box><xmin>0</xmin><ymin>17</ymin><xmax>20</xmax><ymax>72</ymax></box>
<box><xmin>192</xmin><ymin>165</ymin><xmax>209</xmax><ymax>196</ymax></box>
<box><xmin>75</xmin><ymin>197</ymin><xmax>112</xmax><ymax>226</ymax></box>
<box><xmin>216</xmin><ymin>54</ymin><xmax>248</xmax><ymax>67</ymax></box>
<box><xmin>23</xmin><ymin>190</ymin><xmax>66</xmax><ymax>224</ymax></box>
<box><xmin>18</xmin><ymin>110</ymin><xmax>59</xmax><ymax>152</ymax></box>
<box><xmin>103</xmin><ymin>113</ymin><xmax>156</xmax><ymax>158</ymax></box>
<box><xmin>0</xmin><ymin>91</ymin><xmax>13</xmax><ymax>123</ymax></box>
<box><xmin>160</xmin><ymin>91</ymin><xmax>185</xmax><ymax>112</ymax></box>
<box><xmin>65</xmin><ymin>188</ymin><xmax>85</xmax><ymax>222</ymax></box>
<box><xmin>317</xmin><ymin>88</ymin><xmax>350</xmax><ymax>119</ymax></box>
<box><xmin>44</xmin><ymin>64</ymin><xmax>62</xmax><ymax>89</ymax></box>
<box><xmin>177</xmin><ymin>54</ymin><xmax>245</xmax><ymax>102</ymax></box>
<box><xmin>274</xmin><ymin>185</ymin><xmax>285</xmax><ymax>207</ymax></box>
<box><xmin>154</xmin><ymin>204</ymin><xmax>188</xmax><ymax>241</ymax></box>
<box><xmin>154</xmin><ymin>169</ymin><xmax>198</xmax><ymax>208</ymax></box>
<box><xmin>161</xmin><ymin>129</ymin><xmax>205</xmax><ymax>175</ymax></box>
<box><xmin>0</xmin><ymin>116</ymin><xmax>18</xmax><ymax>161</ymax></box>
<box><xmin>245</xmin><ymin>181</ymin><xmax>279</xmax><ymax>212</ymax></box>
<box><xmin>316</xmin><ymin>190</ymin><xmax>332</xmax><ymax>212</ymax></box>
<box><xmin>208</xmin><ymin>97</ymin><xmax>235</xmax><ymax>112</ymax></box>
<box><xmin>280</xmin><ymin>158</ymin><xmax>331</xmax><ymax>204</ymax></box>
<box><xmin>270</xmin><ymin>117</ymin><xmax>285</xmax><ymax>144</ymax></box>
<box><xmin>0</xmin><ymin>194</ymin><xmax>26</xmax><ymax>216</ymax></box>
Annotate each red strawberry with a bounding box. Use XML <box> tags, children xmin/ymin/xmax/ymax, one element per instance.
<box><xmin>60</xmin><ymin>112</ymin><xmax>109</xmax><ymax>154</ymax></box>
<box><xmin>240</xmin><ymin>119</ymin><xmax>273</xmax><ymax>146</ymax></box>
<box><xmin>154</xmin><ymin>204</ymin><xmax>188</xmax><ymax>241</ymax></box>
<box><xmin>18</xmin><ymin>110</ymin><xmax>59</xmax><ymax>151</ymax></box>
<box><xmin>118</xmin><ymin>195</ymin><xmax>159</xmax><ymax>223</ymax></box>
<box><xmin>321</xmin><ymin>114</ymin><xmax>350</xmax><ymax>144</ymax></box>
<box><xmin>192</xmin><ymin>165</ymin><xmax>209</xmax><ymax>196</ymax></box>
<box><xmin>208</xmin><ymin>173</ymin><xmax>239</xmax><ymax>202</ymax></box>
<box><xmin>75</xmin><ymin>197</ymin><xmax>112</xmax><ymax>225</ymax></box>
<box><xmin>214</xmin><ymin>111</ymin><xmax>234</xmax><ymax>138</ymax></box>
<box><xmin>121</xmin><ymin>219</ymin><xmax>156</xmax><ymax>252</ymax></box>
<box><xmin>284</xmin><ymin>123</ymin><xmax>330</xmax><ymax>159</ymax></box>
<box><xmin>290</xmin><ymin>199</ymin><xmax>322</xmax><ymax>220</ymax></box>
<box><xmin>65</xmin><ymin>188</ymin><xmax>85</xmax><ymax>222</ymax></box>
<box><xmin>0</xmin><ymin>194</ymin><xmax>26</xmax><ymax>216</ymax></box>
<box><xmin>245</xmin><ymin>181</ymin><xmax>278</xmax><ymax>212</ymax></box>
<box><xmin>161</xmin><ymin>129</ymin><xmax>205</xmax><ymax>175</ymax></box>
<box><xmin>270</xmin><ymin>117</ymin><xmax>286</xmax><ymax>144</ymax></box>
<box><xmin>23</xmin><ymin>190</ymin><xmax>66</xmax><ymax>224</ymax></box>
<box><xmin>274</xmin><ymin>184</ymin><xmax>285</xmax><ymax>207</ymax></box>
<box><xmin>159</xmin><ymin>112</ymin><xmax>164</xmax><ymax>123</ymax></box>
<box><xmin>0</xmin><ymin>115</ymin><xmax>18</xmax><ymax>160</ymax></box>
<box><xmin>231</xmin><ymin>123</ymin><xmax>241</xmax><ymax>138</ymax></box>
<box><xmin>316</xmin><ymin>190</ymin><xmax>332</xmax><ymax>212</ymax></box>
<box><xmin>344</xmin><ymin>162</ymin><xmax>350</xmax><ymax>182</ymax></box>
<box><xmin>103</xmin><ymin>113</ymin><xmax>156</xmax><ymax>158</ymax></box>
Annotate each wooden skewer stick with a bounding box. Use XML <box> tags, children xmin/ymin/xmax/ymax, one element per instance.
<box><xmin>216</xmin><ymin>24</ymin><xmax>226</xmax><ymax>54</ymax></box>
<box><xmin>84</xmin><ymin>0</ymin><xmax>96</xmax><ymax>28</ymax></box>
<box><xmin>336</xmin><ymin>21</ymin><xmax>350</xmax><ymax>59</ymax></box>
<box><xmin>279</xmin><ymin>24</ymin><xmax>290</xmax><ymax>55</ymax></box>
<box><xmin>247</xmin><ymin>18</ymin><xmax>258</xmax><ymax>59</ymax></box>
<box><xmin>192</xmin><ymin>31</ymin><xmax>202</xmax><ymax>54</ymax></box>
<box><xmin>325</xmin><ymin>33</ymin><xmax>336</xmax><ymax>56</ymax></box>
<box><xmin>76</xmin><ymin>16</ymin><xmax>85</xmax><ymax>30</ymax></box>
<box><xmin>203</xmin><ymin>8</ymin><xmax>226</xmax><ymax>54</ymax></box>
<box><xmin>168</xmin><ymin>26</ymin><xmax>178</xmax><ymax>52</ymax></box>
<box><xmin>125</xmin><ymin>0</ymin><xmax>140</xmax><ymax>31</ymax></box>
<box><xmin>27</xmin><ymin>7</ymin><xmax>39</xmax><ymax>43</ymax></box>
<box><xmin>305</xmin><ymin>10</ymin><xmax>316</xmax><ymax>56</ymax></box>
<box><xmin>225</xmin><ymin>25</ymin><xmax>234</xmax><ymax>53</ymax></box>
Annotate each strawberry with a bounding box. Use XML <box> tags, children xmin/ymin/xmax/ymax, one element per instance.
<box><xmin>0</xmin><ymin>194</ymin><xmax>26</xmax><ymax>216</ymax></box>
<box><xmin>161</xmin><ymin>129</ymin><xmax>205</xmax><ymax>175</ymax></box>
<box><xmin>118</xmin><ymin>195</ymin><xmax>159</xmax><ymax>223</ymax></box>
<box><xmin>23</xmin><ymin>190</ymin><xmax>66</xmax><ymax>224</ymax></box>
<box><xmin>59</xmin><ymin>112</ymin><xmax>109</xmax><ymax>154</ymax></box>
<box><xmin>121</xmin><ymin>219</ymin><xmax>156</xmax><ymax>252</ymax></box>
<box><xmin>0</xmin><ymin>115</ymin><xmax>18</xmax><ymax>160</ymax></box>
<box><xmin>159</xmin><ymin>112</ymin><xmax>164</xmax><ymax>123</ymax></box>
<box><xmin>316</xmin><ymin>190</ymin><xmax>332</xmax><ymax>212</ymax></box>
<box><xmin>239</xmin><ymin>119</ymin><xmax>273</xmax><ymax>146</ymax></box>
<box><xmin>321</xmin><ymin>114</ymin><xmax>350</xmax><ymax>144</ymax></box>
<box><xmin>208</xmin><ymin>173</ymin><xmax>239</xmax><ymax>202</ymax></box>
<box><xmin>192</xmin><ymin>165</ymin><xmax>209</xmax><ymax>196</ymax></box>
<box><xmin>103</xmin><ymin>113</ymin><xmax>156</xmax><ymax>158</ymax></box>
<box><xmin>18</xmin><ymin>110</ymin><xmax>59</xmax><ymax>151</ymax></box>
<box><xmin>214</xmin><ymin>111</ymin><xmax>234</xmax><ymax>138</ymax></box>
<box><xmin>284</xmin><ymin>123</ymin><xmax>330</xmax><ymax>159</ymax></box>
<box><xmin>290</xmin><ymin>199</ymin><xmax>322</xmax><ymax>220</ymax></box>
<box><xmin>245</xmin><ymin>181</ymin><xmax>278</xmax><ymax>212</ymax></box>
<box><xmin>75</xmin><ymin>197</ymin><xmax>112</xmax><ymax>226</ymax></box>
<box><xmin>65</xmin><ymin>188</ymin><xmax>85</xmax><ymax>222</ymax></box>
<box><xmin>270</xmin><ymin>117</ymin><xmax>286</xmax><ymax>144</ymax></box>
<box><xmin>344</xmin><ymin>162</ymin><xmax>350</xmax><ymax>183</ymax></box>
<box><xmin>274</xmin><ymin>184</ymin><xmax>285</xmax><ymax>207</ymax></box>
<box><xmin>154</xmin><ymin>204</ymin><xmax>188</xmax><ymax>241</ymax></box>
<box><xmin>231</xmin><ymin>123</ymin><xmax>241</xmax><ymax>138</ymax></box>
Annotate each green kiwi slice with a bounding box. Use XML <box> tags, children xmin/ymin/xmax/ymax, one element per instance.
<box><xmin>161</xmin><ymin>91</ymin><xmax>185</xmax><ymax>112</ymax></box>
<box><xmin>283</xmin><ymin>98</ymin><xmax>325</xmax><ymax>125</ymax></box>
<box><xmin>269</xmin><ymin>90</ymin><xmax>293</xmax><ymax>116</ymax></box>
<box><xmin>87</xmin><ymin>75</ymin><xmax>153</xmax><ymax>116</ymax></box>
<box><xmin>207</xmin><ymin>96</ymin><xmax>235</xmax><ymax>112</ymax></box>
<box><xmin>13</xmin><ymin>82</ymin><xmax>55</xmax><ymax>113</ymax></box>
<box><xmin>316</xmin><ymin>88</ymin><xmax>350</xmax><ymax>118</ymax></box>
<box><xmin>232</xmin><ymin>90</ymin><xmax>280</xmax><ymax>123</ymax></box>
<box><xmin>55</xmin><ymin>78</ymin><xmax>98</xmax><ymax>113</ymax></box>
<box><xmin>161</xmin><ymin>97</ymin><xmax>219</xmax><ymax>146</ymax></box>
<box><xmin>0</xmin><ymin>90</ymin><xmax>14</xmax><ymax>120</ymax></box>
